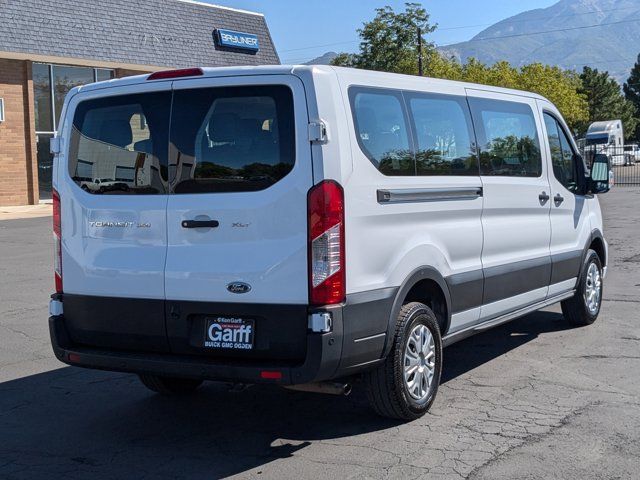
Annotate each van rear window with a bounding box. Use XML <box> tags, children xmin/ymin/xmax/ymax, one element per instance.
<box><xmin>69</xmin><ymin>92</ymin><xmax>171</xmax><ymax>194</ymax></box>
<box><xmin>169</xmin><ymin>85</ymin><xmax>295</xmax><ymax>194</ymax></box>
<box><xmin>68</xmin><ymin>86</ymin><xmax>295</xmax><ymax>195</ymax></box>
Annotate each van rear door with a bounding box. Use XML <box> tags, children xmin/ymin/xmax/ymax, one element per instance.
<box><xmin>59</xmin><ymin>82</ymin><xmax>172</xmax><ymax>352</ymax></box>
<box><xmin>163</xmin><ymin>75</ymin><xmax>313</xmax><ymax>360</ymax></box>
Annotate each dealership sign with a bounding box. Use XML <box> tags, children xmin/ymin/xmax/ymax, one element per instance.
<box><xmin>214</xmin><ymin>29</ymin><xmax>259</xmax><ymax>52</ymax></box>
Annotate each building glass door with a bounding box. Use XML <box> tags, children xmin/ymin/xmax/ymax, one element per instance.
<box><xmin>32</xmin><ymin>63</ymin><xmax>115</xmax><ymax>200</ymax></box>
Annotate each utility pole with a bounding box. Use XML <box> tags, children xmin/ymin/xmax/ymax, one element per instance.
<box><xmin>417</xmin><ymin>26</ymin><xmax>423</xmax><ymax>76</ymax></box>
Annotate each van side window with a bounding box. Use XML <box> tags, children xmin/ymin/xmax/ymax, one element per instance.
<box><xmin>69</xmin><ymin>92</ymin><xmax>171</xmax><ymax>194</ymax></box>
<box><xmin>169</xmin><ymin>85</ymin><xmax>295</xmax><ymax>194</ymax></box>
<box><xmin>543</xmin><ymin>113</ymin><xmax>579</xmax><ymax>193</ymax></box>
<box><xmin>469</xmin><ymin>98</ymin><xmax>542</xmax><ymax>177</ymax></box>
<box><xmin>350</xmin><ymin>88</ymin><xmax>414</xmax><ymax>176</ymax></box>
<box><xmin>406</xmin><ymin>93</ymin><xmax>479</xmax><ymax>176</ymax></box>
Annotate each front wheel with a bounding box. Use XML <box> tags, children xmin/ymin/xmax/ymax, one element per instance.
<box><xmin>138</xmin><ymin>374</ymin><xmax>203</xmax><ymax>395</ymax></box>
<box><xmin>364</xmin><ymin>302</ymin><xmax>442</xmax><ymax>420</ymax></box>
<box><xmin>561</xmin><ymin>249</ymin><xmax>603</xmax><ymax>326</ymax></box>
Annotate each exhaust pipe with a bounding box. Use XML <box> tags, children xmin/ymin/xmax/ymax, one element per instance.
<box><xmin>284</xmin><ymin>382</ymin><xmax>352</xmax><ymax>396</ymax></box>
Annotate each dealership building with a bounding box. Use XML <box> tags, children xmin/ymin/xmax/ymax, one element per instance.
<box><xmin>0</xmin><ymin>0</ymin><xmax>279</xmax><ymax>206</ymax></box>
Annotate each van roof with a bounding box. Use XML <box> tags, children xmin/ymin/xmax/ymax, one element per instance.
<box><xmin>70</xmin><ymin>64</ymin><xmax>552</xmax><ymax>102</ymax></box>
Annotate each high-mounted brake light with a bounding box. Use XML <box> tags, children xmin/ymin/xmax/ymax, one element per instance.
<box><xmin>308</xmin><ymin>180</ymin><xmax>345</xmax><ymax>306</ymax></box>
<box><xmin>147</xmin><ymin>68</ymin><xmax>204</xmax><ymax>81</ymax></box>
<box><xmin>53</xmin><ymin>189</ymin><xmax>63</xmax><ymax>293</ymax></box>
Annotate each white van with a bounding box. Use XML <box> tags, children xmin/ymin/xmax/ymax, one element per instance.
<box><xmin>586</xmin><ymin>120</ymin><xmax>625</xmax><ymax>165</ymax></box>
<box><xmin>48</xmin><ymin>66</ymin><xmax>611</xmax><ymax>420</ymax></box>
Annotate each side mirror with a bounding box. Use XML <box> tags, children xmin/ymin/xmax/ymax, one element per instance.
<box><xmin>589</xmin><ymin>153</ymin><xmax>611</xmax><ymax>194</ymax></box>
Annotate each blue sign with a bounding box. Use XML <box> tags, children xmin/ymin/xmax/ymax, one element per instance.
<box><xmin>215</xmin><ymin>29</ymin><xmax>260</xmax><ymax>52</ymax></box>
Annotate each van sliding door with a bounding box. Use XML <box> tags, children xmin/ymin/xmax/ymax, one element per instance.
<box><xmin>466</xmin><ymin>89</ymin><xmax>552</xmax><ymax>320</ymax></box>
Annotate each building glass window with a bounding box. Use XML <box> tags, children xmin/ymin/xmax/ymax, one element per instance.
<box><xmin>52</xmin><ymin>65</ymin><xmax>95</xmax><ymax>125</ymax></box>
<box><xmin>33</xmin><ymin>64</ymin><xmax>53</xmax><ymax>132</ymax></box>
<box><xmin>96</xmin><ymin>69</ymin><xmax>115</xmax><ymax>82</ymax></box>
<box><xmin>36</xmin><ymin>134</ymin><xmax>54</xmax><ymax>200</ymax></box>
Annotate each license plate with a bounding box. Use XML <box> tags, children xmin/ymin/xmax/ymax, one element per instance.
<box><xmin>203</xmin><ymin>317</ymin><xmax>254</xmax><ymax>350</ymax></box>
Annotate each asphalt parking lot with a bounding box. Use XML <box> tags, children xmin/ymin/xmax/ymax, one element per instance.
<box><xmin>1</xmin><ymin>189</ymin><xmax>639</xmax><ymax>480</ymax></box>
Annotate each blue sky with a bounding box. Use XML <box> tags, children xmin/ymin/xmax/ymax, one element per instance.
<box><xmin>204</xmin><ymin>0</ymin><xmax>559</xmax><ymax>63</ymax></box>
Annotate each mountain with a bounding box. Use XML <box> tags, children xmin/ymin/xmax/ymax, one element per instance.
<box><xmin>439</xmin><ymin>0</ymin><xmax>640</xmax><ymax>83</ymax></box>
<box><xmin>304</xmin><ymin>51</ymin><xmax>338</xmax><ymax>65</ymax></box>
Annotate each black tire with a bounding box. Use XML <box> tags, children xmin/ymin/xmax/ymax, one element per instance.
<box><xmin>561</xmin><ymin>249</ymin><xmax>603</xmax><ymax>326</ymax></box>
<box><xmin>364</xmin><ymin>302</ymin><xmax>442</xmax><ymax>420</ymax></box>
<box><xmin>138</xmin><ymin>374</ymin><xmax>203</xmax><ymax>395</ymax></box>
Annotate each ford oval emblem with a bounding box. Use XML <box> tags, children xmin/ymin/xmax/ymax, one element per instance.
<box><xmin>227</xmin><ymin>282</ymin><xmax>251</xmax><ymax>294</ymax></box>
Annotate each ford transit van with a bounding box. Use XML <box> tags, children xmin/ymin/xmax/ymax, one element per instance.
<box><xmin>48</xmin><ymin>66</ymin><xmax>610</xmax><ymax>420</ymax></box>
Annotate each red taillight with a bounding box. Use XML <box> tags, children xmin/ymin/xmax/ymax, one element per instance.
<box><xmin>260</xmin><ymin>371</ymin><xmax>282</xmax><ymax>380</ymax></box>
<box><xmin>53</xmin><ymin>189</ymin><xmax>63</xmax><ymax>293</ymax></box>
<box><xmin>147</xmin><ymin>68</ymin><xmax>204</xmax><ymax>81</ymax></box>
<box><xmin>68</xmin><ymin>353</ymin><xmax>80</xmax><ymax>363</ymax></box>
<box><xmin>308</xmin><ymin>180</ymin><xmax>345</xmax><ymax>306</ymax></box>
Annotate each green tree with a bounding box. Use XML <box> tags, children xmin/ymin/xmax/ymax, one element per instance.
<box><xmin>427</xmin><ymin>58</ymin><xmax>588</xmax><ymax>131</ymax></box>
<box><xmin>486</xmin><ymin>61</ymin><xmax>520</xmax><ymax>90</ymax></box>
<box><xmin>331</xmin><ymin>3</ymin><xmax>589</xmax><ymax>133</ymax></box>
<box><xmin>461</xmin><ymin>58</ymin><xmax>491</xmax><ymax>85</ymax></box>
<box><xmin>623</xmin><ymin>55</ymin><xmax>640</xmax><ymax>141</ymax></box>
<box><xmin>578</xmin><ymin>66</ymin><xmax>638</xmax><ymax>140</ymax></box>
<box><xmin>331</xmin><ymin>3</ymin><xmax>436</xmax><ymax>75</ymax></box>
<box><xmin>516</xmin><ymin>63</ymin><xmax>587</xmax><ymax>131</ymax></box>
<box><xmin>424</xmin><ymin>51</ymin><xmax>462</xmax><ymax>81</ymax></box>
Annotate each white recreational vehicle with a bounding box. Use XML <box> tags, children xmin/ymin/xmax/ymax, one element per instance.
<box><xmin>586</xmin><ymin>120</ymin><xmax>626</xmax><ymax>165</ymax></box>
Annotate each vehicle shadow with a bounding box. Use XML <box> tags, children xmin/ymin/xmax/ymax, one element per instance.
<box><xmin>0</xmin><ymin>309</ymin><xmax>571</xmax><ymax>479</ymax></box>
<box><xmin>442</xmin><ymin>309</ymin><xmax>573</xmax><ymax>383</ymax></box>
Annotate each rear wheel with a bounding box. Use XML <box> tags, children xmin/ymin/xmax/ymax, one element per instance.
<box><xmin>364</xmin><ymin>302</ymin><xmax>442</xmax><ymax>420</ymax></box>
<box><xmin>561</xmin><ymin>249</ymin><xmax>603</xmax><ymax>326</ymax></box>
<box><xmin>138</xmin><ymin>374</ymin><xmax>203</xmax><ymax>395</ymax></box>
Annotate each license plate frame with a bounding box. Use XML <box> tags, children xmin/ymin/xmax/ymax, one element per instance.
<box><xmin>203</xmin><ymin>316</ymin><xmax>255</xmax><ymax>351</ymax></box>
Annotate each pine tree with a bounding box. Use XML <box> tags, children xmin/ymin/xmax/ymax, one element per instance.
<box><xmin>623</xmin><ymin>55</ymin><xmax>640</xmax><ymax>141</ymax></box>
<box><xmin>578</xmin><ymin>66</ymin><xmax>638</xmax><ymax>141</ymax></box>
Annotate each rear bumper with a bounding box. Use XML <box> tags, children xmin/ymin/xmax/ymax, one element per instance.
<box><xmin>49</xmin><ymin>312</ymin><xmax>343</xmax><ymax>385</ymax></box>
<box><xmin>48</xmin><ymin>287</ymin><xmax>397</xmax><ymax>384</ymax></box>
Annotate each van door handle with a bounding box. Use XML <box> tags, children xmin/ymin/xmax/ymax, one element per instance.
<box><xmin>554</xmin><ymin>194</ymin><xmax>564</xmax><ymax>205</ymax></box>
<box><xmin>181</xmin><ymin>220</ymin><xmax>219</xmax><ymax>229</ymax></box>
<box><xmin>538</xmin><ymin>192</ymin><xmax>550</xmax><ymax>204</ymax></box>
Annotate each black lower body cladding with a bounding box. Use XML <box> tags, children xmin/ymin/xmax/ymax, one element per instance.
<box><xmin>49</xmin><ymin>292</ymin><xmax>397</xmax><ymax>384</ymax></box>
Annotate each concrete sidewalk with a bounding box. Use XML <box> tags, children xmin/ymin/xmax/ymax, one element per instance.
<box><xmin>0</xmin><ymin>204</ymin><xmax>52</xmax><ymax>221</ymax></box>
